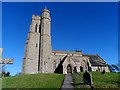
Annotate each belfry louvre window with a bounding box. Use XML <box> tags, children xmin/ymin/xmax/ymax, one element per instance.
<box><xmin>35</xmin><ymin>24</ymin><xmax>37</xmax><ymax>32</ymax></box>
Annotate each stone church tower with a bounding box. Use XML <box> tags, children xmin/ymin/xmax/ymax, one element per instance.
<box><xmin>22</xmin><ymin>7</ymin><xmax>53</xmax><ymax>74</ymax></box>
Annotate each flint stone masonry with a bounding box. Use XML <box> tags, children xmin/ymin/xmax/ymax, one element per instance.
<box><xmin>22</xmin><ymin>8</ymin><xmax>110</xmax><ymax>74</ymax></box>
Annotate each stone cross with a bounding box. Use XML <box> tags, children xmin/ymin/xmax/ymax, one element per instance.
<box><xmin>0</xmin><ymin>48</ymin><xmax>13</xmax><ymax>68</ymax></box>
<box><xmin>0</xmin><ymin>48</ymin><xmax>13</xmax><ymax>90</ymax></box>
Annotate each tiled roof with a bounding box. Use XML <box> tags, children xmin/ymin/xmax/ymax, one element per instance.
<box><xmin>83</xmin><ymin>54</ymin><xmax>107</xmax><ymax>66</ymax></box>
<box><xmin>52</xmin><ymin>50</ymin><xmax>107</xmax><ymax>66</ymax></box>
<box><xmin>52</xmin><ymin>50</ymin><xmax>82</xmax><ymax>54</ymax></box>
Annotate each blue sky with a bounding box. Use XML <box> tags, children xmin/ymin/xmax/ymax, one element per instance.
<box><xmin>2</xmin><ymin>2</ymin><xmax>118</xmax><ymax>76</ymax></box>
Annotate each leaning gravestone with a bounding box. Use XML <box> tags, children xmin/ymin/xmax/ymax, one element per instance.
<box><xmin>83</xmin><ymin>71</ymin><xmax>94</xmax><ymax>89</ymax></box>
<box><xmin>83</xmin><ymin>71</ymin><xmax>92</xmax><ymax>85</ymax></box>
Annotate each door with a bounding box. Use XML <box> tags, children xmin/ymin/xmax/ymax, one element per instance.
<box><xmin>67</xmin><ymin>64</ymin><xmax>72</xmax><ymax>74</ymax></box>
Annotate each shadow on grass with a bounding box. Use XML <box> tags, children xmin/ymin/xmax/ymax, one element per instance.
<box><xmin>102</xmin><ymin>80</ymin><xmax>120</xmax><ymax>84</ymax></box>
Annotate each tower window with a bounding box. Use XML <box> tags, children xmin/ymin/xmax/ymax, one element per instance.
<box><xmin>35</xmin><ymin>24</ymin><xmax>37</xmax><ymax>32</ymax></box>
<box><xmin>39</xmin><ymin>24</ymin><xmax>41</xmax><ymax>33</ymax></box>
<box><xmin>36</xmin><ymin>43</ymin><xmax>38</xmax><ymax>47</ymax></box>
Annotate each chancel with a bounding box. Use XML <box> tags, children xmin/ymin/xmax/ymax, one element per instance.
<box><xmin>22</xmin><ymin>8</ymin><xmax>110</xmax><ymax>74</ymax></box>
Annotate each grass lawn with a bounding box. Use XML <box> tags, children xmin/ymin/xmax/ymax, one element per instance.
<box><xmin>2</xmin><ymin>73</ymin><xmax>64</xmax><ymax>88</ymax></box>
<box><xmin>72</xmin><ymin>71</ymin><xmax>120</xmax><ymax>88</ymax></box>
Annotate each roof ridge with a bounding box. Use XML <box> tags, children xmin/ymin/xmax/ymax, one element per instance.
<box><xmin>83</xmin><ymin>54</ymin><xmax>97</xmax><ymax>56</ymax></box>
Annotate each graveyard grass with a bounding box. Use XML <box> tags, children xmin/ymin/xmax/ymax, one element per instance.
<box><xmin>2</xmin><ymin>73</ymin><xmax>64</xmax><ymax>88</ymax></box>
<box><xmin>72</xmin><ymin>71</ymin><xmax>120</xmax><ymax>88</ymax></box>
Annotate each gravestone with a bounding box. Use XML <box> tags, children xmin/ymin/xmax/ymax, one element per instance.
<box><xmin>101</xmin><ymin>70</ymin><xmax>105</xmax><ymax>74</ymax></box>
<box><xmin>83</xmin><ymin>71</ymin><xmax>92</xmax><ymax>86</ymax></box>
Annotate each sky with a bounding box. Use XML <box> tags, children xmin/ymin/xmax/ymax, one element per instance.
<box><xmin>2</xmin><ymin>2</ymin><xmax>118</xmax><ymax>76</ymax></box>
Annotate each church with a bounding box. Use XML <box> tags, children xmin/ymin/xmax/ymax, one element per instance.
<box><xmin>22</xmin><ymin>8</ymin><xmax>110</xmax><ymax>74</ymax></box>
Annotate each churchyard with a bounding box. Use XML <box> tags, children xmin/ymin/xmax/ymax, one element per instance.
<box><xmin>72</xmin><ymin>71</ymin><xmax>120</xmax><ymax>88</ymax></box>
<box><xmin>2</xmin><ymin>71</ymin><xmax>120</xmax><ymax>89</ymax></box>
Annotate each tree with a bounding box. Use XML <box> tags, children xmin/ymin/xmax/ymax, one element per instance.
<box><xmin>109</xmin><ymin>64</ymin><xmax>120</xmax><ymax>73</ymax></box>
<box><xmin>2</xmin><ymin>71</ymin><xmax>10</xmax><ymax>77</ymax></box>
<box><xmin>6</xmin><ymin>72</ymin><xmax>10</xmax><ymax>76</ymax></box>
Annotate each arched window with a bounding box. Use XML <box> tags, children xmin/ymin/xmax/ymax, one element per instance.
<box><xmin>35</xmin><ymin>24</ymin><xmax>37</xmax><ymax>32</ymax></box>
<box><xmin>74</xmin><ymin>67</ymin><xmax>77</xmax><ymax>73</ymax></box>
<box><xmin>80</xmin><ymin>66</ymin><xmax>83</xmax><ymax>72</ymax></box>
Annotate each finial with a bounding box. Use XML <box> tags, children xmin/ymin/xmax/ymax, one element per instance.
<box><xmin>45</xmin><ymin>6</ymin><xmax>47</xmax><ymax>9</ymax></box>
<box><xmin>42</xmin><ymin>6</ymin><xmax>49</xmax><ymax>13</ymax></box>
